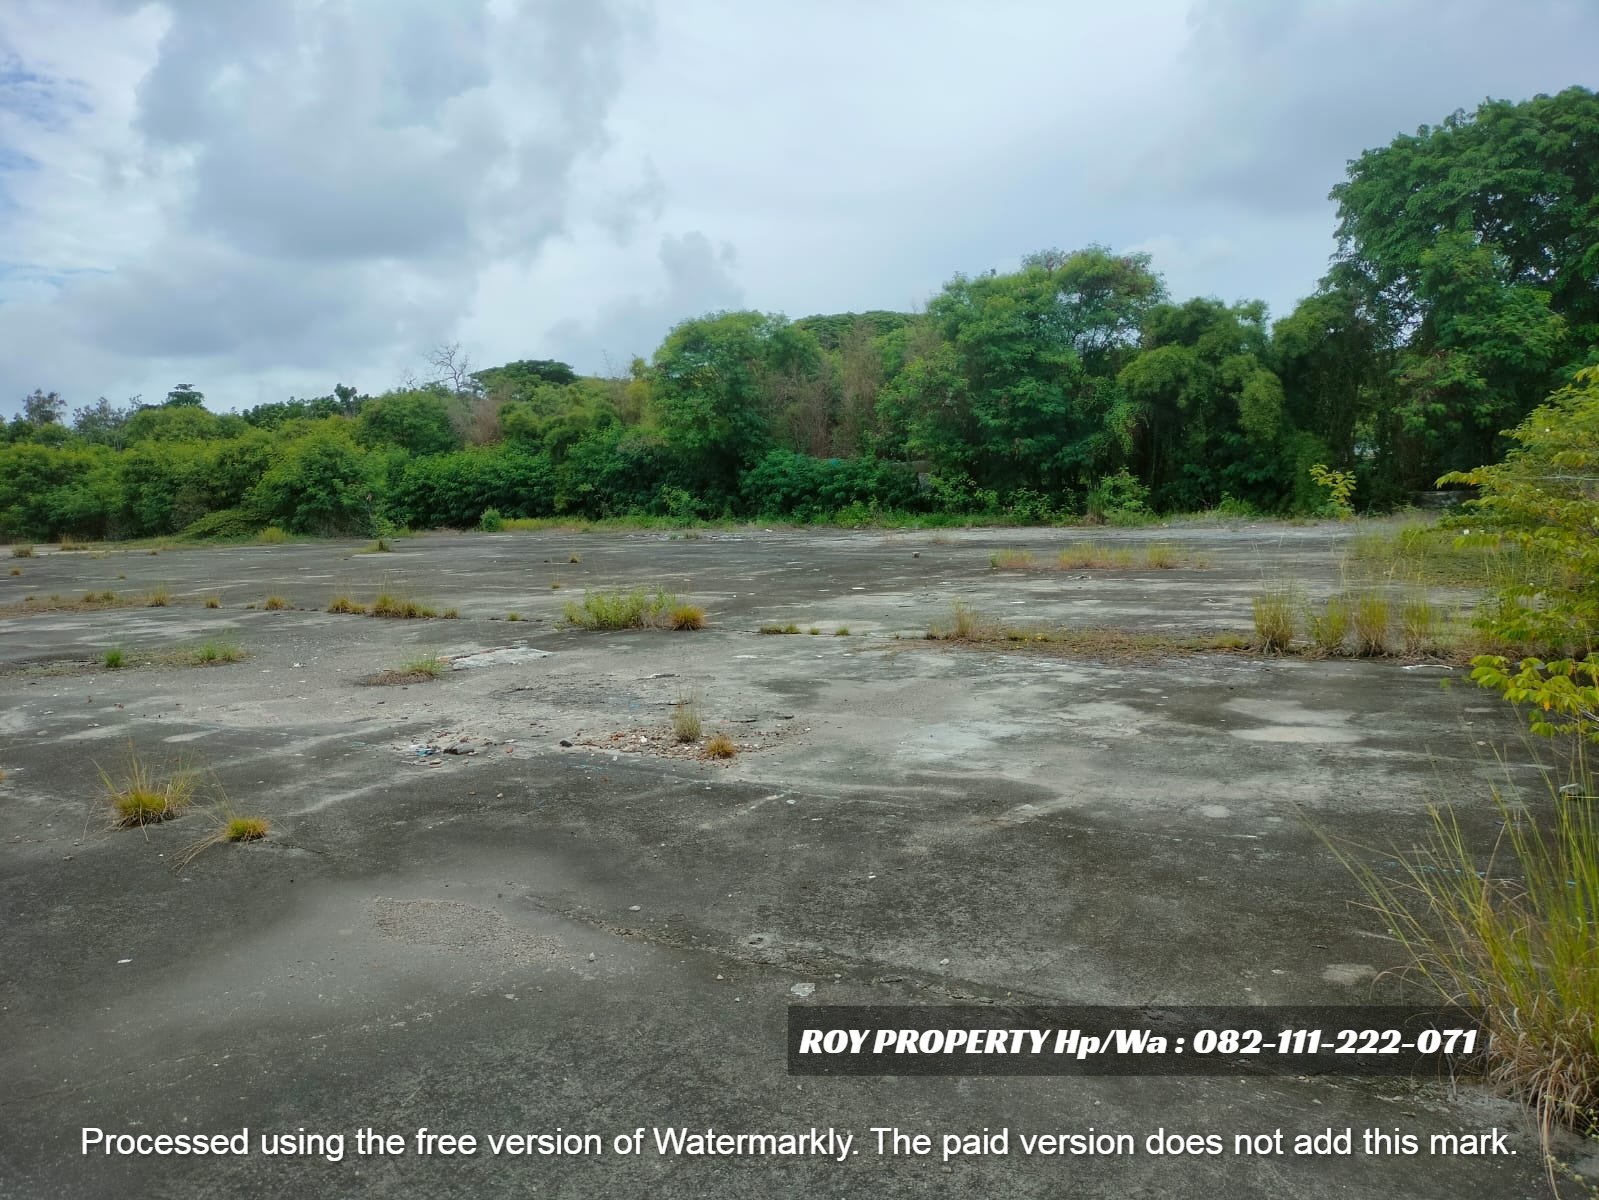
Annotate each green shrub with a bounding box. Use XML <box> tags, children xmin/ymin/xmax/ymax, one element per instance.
<box><xmin>479</xmin><ymin>506</ymin><xmax>505</xmax><ymax>532</ymax></box>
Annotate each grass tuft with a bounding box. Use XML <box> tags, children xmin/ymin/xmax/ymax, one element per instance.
<box><xmin>144</xmin><ymin>586</ymin><xmax>172</xmax><ymax>607</ymax></box>
<box><xmin>100</xmin><ymin>750</ymin><xmax>195</xmax><ymax>828</ymax></box>
<box><xmin>262</xmin><ymin>595</ymin><xmax>289</xmax><ymax>611</ymax></box>
<box><xmin>328</xmin><ymin>594</ymin><xmax>367</xmax><ymax>615</ymax></box>
<box><xmin>225</xmin><ymin>816</ymin><xmax>269</xmax><ymax>842</ymax></box>
<box><xmin>668</xmin><ymin>604</ymin><xmax>706</xmax><ymax>631</ymax></box>
<box><xmin>1400</xmin><ymin>593</ymin><xmax>1439</xmax><ymax>655</ymax></box>
<box><xmin>1058</xmin><ymin>542</ymin><xmax>1135</xmax><ymax>570</ymax></box>
<box><xmin>671</xmin><ymin>697</ymin><xmax>701</xmax><ymax>743</ymax></box>
<box><xmin>1306</xmin><ymin>596</ymin><xmax>1351</xmax><ymax>656</ymax></box>
<box><xmin>11</xmin><ymin>544</ymin><xmax>34</xmax><ymax>558</ymax></box>
<box><xmin>204</xmin><ymin>595</ymin><xmax>220</xmax><ymax>609</ymax></box>
<box><xmin>1144</xmin><ymin>542</ymin><xmax>1178</xmax><ymax>569</ymax></box>
<box><xmin>104</xmin><ymin>647</ymin><xmax>125</xmax><ymax>669</ymax></box>
<box><xmin>703</xmin><ymin>732</ymin><xmax>737</xmax><ymax>759</ymax></box>
<box><xmin>1251</xmin><ymin>589</ymin><xmax>1297</xmax><ymax>653</ymax></box>
<box><xmin>564</xmin><ymin>589</ymin><xmax>698</xmax><ymax>631</ymax></box>
<box><xmin>370</xmin><ymin>593</ymin><xmax>437</xmax><ymax>619</ymax></box>
<box><xmin>191</xmin><ymin>640</ymin><xmax>245</xmax><ymax>665</ymax></box>
<box><xmin>1351</xmin><ymin>591</ymin><xmax>1391</xmax><ymax>657</ymax></box>
<box><xmin>256</xmin><ymin>527</ymin><xmax>288</xmax><ymax>545</ymax></box>
<box><xmin>834</xmin><ymin>627</ymin><xmax>851</xmax><ymax>637</ymax></box>
<box><xmin>760</xmin><ymin>623</ymin><xmax>802</xmax><ymax>635</ymax></box>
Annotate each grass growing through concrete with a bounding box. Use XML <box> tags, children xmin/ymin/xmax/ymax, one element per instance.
<box><xmin>371</xmin><ymin>593</ymin><xmax>438</xmax><ymax>619</ymax></box>
<box><xmin>1352</xmin><ymin>592</ymin><xmax>1391</xmax><ymax>657</ymax></box>
<box><xmin>926</xmin><ymin>602</ymin><xmax>1252</xmax><ymax>658</ymax></box>
<box><xmin>191</xmin><ymin>640</ymin><xmax>246</xmax><ymax>665</ymax></box>
<box><xmin>364</xmin><ymin>656</ymin><xmax>447</xmax><ymax>685</ymax></box>
<box><xmin>262</xmin><ymin>595</ymin><xmax>289</xmax><ymax>610</ymax></box>
<box><xmin>1251</xmin><ymin>589</ymin><xmax>1297</xmax><ymax>653</ymax></box>
<box><xmin>144</xmin><ymin>586</ymin><xmax>173</xmax><ymax>607</ymax></box>
<box><xmin>1332</xmin><ymin>760</ymin><xmax>1599</xmax><ymax>1155</ymax></box>
<box><xmin>703</xmin><ymin>732</ymin><xmax>737</xmax><ymax>759</ymax></box>
<box><xmin>671</xmin><ymin>697</ymin><xmax>702</xmax><ymax>743</ymax></box>
<box><xmin>104</xmin><ymin>648</ymin><xmax>125</xmax><ymax>669</ymax></box>
<box><xmin>328</xmin><ymin>594</ymin><xmax>367</xmax><ymax>614</ymax></box>
<box><xmin>226</xmin><ymin>816</ymin><xmax>269</xmax><ymax>841</ymax></box>
<box><xmin>11</xmin><ymin>544</ymin><xmax>34</xmax><ymax>558</ymax></box>
<box><xmin>564</xmin><ymin>589</ymin><xmax>704</xmax><ymax>631</ymax></box>
<box><xmin>1058</xmin><ymin>542</ymin><xmax>1136</xmax><ymax>569</ymax></box>
<box><xmin>1306</xmin><ymin>596</ymin><xmax>1351</xmax><ymax>656</ymax></box>
<box><xmin>204</xmin><ymin>595</ymin><xmax>220</xmax><ymax>608</ymax></box>
<box><xmin>99</xmin><ymin>749</ymin><xmax>196</xmax><ymax>828</ymax></box>
<box><xmin>759</xmin><ymin>623</ymin><xmax>802</xmax><ymax>635</ymax></box>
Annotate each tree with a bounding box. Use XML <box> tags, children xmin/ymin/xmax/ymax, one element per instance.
<box><xmin>71</xmin><ymin>398</ymin><xmax>134</xmax><ymax>445</ymax></box>
<box><xmin>1118</xmin><ymin>298</ymin><xmax>1291</xmax><ymax>510</ymax></box>
<box><xmin>22</xmin><ymin>389</ymin><xmax>65</xmax><ymax>425</ymax></box>
<box><xmin>647</xmin><ymin>311</ymin><xmax>814</xmax><ymax>495</ymax></box>
<box><xmin>355</xmin><ymin>389</ymin><xmax>461</xmax><ymax>457</ymax></box>
<box><xmin>164</xmin><ymin>384</ymin><xmax>206</xmax><ymax>407</ymax></box>
<box><xmin>1329</xmin><ymin>87</ymin><xmax>1599</xmax><ymax>481</ymax></box>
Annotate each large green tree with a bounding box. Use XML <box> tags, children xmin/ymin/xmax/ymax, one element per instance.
<box><xmin>1330</xmin><ymin>86</ymin><xmax>1598</xmax><ymax>482</ymax></box>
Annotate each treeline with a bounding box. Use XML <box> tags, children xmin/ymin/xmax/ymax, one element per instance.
<box><xmin>3</xmin><ymin>86</ymin><xmax>1596</xmax><ymax>541</ymax></box>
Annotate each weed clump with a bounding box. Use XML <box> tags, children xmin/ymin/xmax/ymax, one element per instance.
<box><xmin>100</xmin><ymin>751</ymin><xmax>195</xmax><ymax>828</ymax></box>
<box><xmin>204</xmin><ymin>595</ymin><xmax>221</xmax><ymax>609</ymax></box>
<box><xmin>672</xmin><ymin>698</ymin><xmax>701</xmax><ymax>743</ymax></box>
<box><xmin>668</xmin><ymin>604</ymin><xmax>706</xmax><ymax>631</ymax></box>
<box><xmin>257</xmin><ymin>527</ymin><xmax>288</xmax><ymax>545</ymax></box>
<box><xmin>104</xmin><ymin>648</ymin><xmax>125</xmax><ymax>669</ymax></box>
<box><xmin>262</xmin><ymin>595</ymin><xmax>289</xmax><ymax>611</ymax></box>
<box><xmin>328</xmin><ymin>595</ymin><xmax>367</xmax><ymax>615</ymax></box>
<box><xmin>192</xmin><ymin>641</ymin><xmax>245</xmax><ymax>665</ymax></box>
<box><xmin>11</xmin><ymin>544</ymin><xmax>34</xmax><ymax>558</ymax></box>
<box><xmin>1058</xmin><ymin>542</ymin><xmax>1134</xmax><ymax>570</ymax></box>
<box><xmin>760</xmin><ymin>623</ymin><xmax>802</xmax><ymax>635</ymax></box>
<box><xmin>704</xmin><ymin>732</ymin><xmax>737</xmax><ymax>759</ymax></box>
<box><xmin>1306</xmin><ymin>596</ymin><xmax>1350</xmax><ymax>656</ymax></box>
<box><xmin>1144</xmin><ymin>542</ymin><xmax>1178</xmax><ymax>569</ymax></box>
<box><xmin>564</xmin><ymin>589</ymin><xmax>698</xmax><ymax>631</ymax></box>
<box><xmin>371</xmin><ymin>593</ymin><xmax>437</xmax><ymax>619</ymax></box>
<box><xmin>225</xmin><ymin>817</ymin><xmax>269</xmax><ymax>841</ymax></box>
<box><xmin>144</xmin><ymin>587</ymin><xmax>172</xmax><ymax>607</ymax></box>
<box><xmin>1334</xmin><ymin>769</ymin><xmax>1599</xmax><ymax>1149</ymax></box>
<box><xmin>1251</xmin><ymin>589</ymin><xmax>1297</xmax><ymax>653</ymax></box>
<box><xmin>1400</xmin><ymin>593</ymin><xmax>1439</xmax><ymax>655</ymax></box>
<box><xmin>1352</xmin><ymin>592</ymin><xmax>1391</xmax><ymax>656</ymax></box>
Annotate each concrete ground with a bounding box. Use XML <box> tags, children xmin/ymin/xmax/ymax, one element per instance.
<box><xmin>0</xmin><ymin>522</ymin><xmax>1583</xmax><ymax>1198</ymax></box>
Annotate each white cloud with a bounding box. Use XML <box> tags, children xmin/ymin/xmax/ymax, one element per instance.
<box><xmin>0</xmin><ymin>0</ymin><xmax>1595</xmax><ymax>413</ymax></box>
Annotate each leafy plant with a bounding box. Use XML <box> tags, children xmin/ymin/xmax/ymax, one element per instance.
<box><xmin>1307</xmin><ymin>462</ymin><xmax>1356</xmax><ymax>518</ymax></box>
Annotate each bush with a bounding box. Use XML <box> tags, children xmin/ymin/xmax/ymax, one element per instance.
<box><xmin>480</xmin><ymin>506</ymin><xmax>505</xmax><ymax>532</ymax></box>
<box><xmin>178</xmin><ymin>506</ymin><xmax>263</xmax><ymax>541</ymax></box>
<box><xmin>1086</xmin><ymin>469</ymin><xmax>1150</xmax><ymax>521</ymax></box>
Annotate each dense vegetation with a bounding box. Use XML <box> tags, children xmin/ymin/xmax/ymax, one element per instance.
<box><xmin>3</xmin><ymin>87</ymin><xmax>1597</xmax><ymax>541</ymax></box>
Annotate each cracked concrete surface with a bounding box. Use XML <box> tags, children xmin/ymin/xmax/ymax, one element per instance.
<box><xmin>0</xmin><ymin>523</ymin><xmax>1579</xmax><ymax>1197</ymax></box>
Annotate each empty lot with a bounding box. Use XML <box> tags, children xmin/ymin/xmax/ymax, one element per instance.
<box><xmin>0</xmin><ymin>523</ymin><xmax>1570</xmax><ymax>1197</ymax></box>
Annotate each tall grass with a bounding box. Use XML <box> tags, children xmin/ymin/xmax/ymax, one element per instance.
<box><xmin>1251</xmin><ymin>589</ymin><xmax>1297</xmax><ymax>653</ymax></box>
<box><xmin>1333</xmin><ymin>760</ymin><xmax>1598</xmax><ymax>1151</ymax></box>
<box><xmin>1352</xmin><ymin>591</ymin><xmax>1391</xmax><ymax>656</ymax></box>
<box><xmin>1306</xmin><ymin>596</ymin><xmax>1350</xmax><ymax>656</ymax></box>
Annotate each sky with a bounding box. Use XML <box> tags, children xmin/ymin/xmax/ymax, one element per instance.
<box><xmin>1</xmin><ymin>0</ymin><xmax>1596</xmax><ymax>418</ymax></box>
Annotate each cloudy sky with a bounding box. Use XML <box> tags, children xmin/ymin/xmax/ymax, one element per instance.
<box><xmin>1</xmin><ymin>0</ymin><xmax>1595</xmax><ymax>417</ymax></box>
